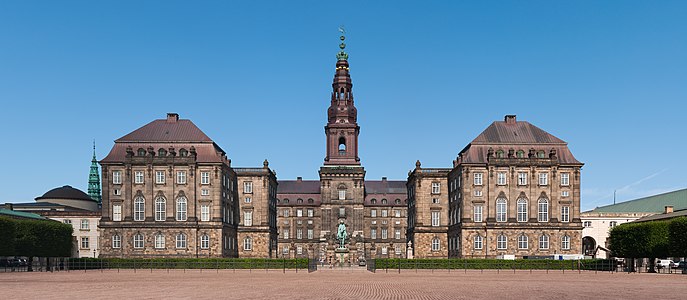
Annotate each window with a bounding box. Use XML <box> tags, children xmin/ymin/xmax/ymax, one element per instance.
<box><xmin>395</xmin><ymin>229</ymin><xmax>401</xmax><ymax>240</ymax></box>
<box><xmin>135</xmin><ymin>171</ymin><xmax>144</xmax><ymax>184</ymax></box>
<box><xmin>561</xmin><ymin>173</ymin><xmax>570</xmax><ymax>186</ymax></box>
<box><xmin>381</xmin><ymin>210</ymin><xmax>388</xmax><ymax>217</ymax></box>
<box><xmin>497</xmin><ymin>172</ymin><xmax>507</xmax><ymax>185</ymax></box>
<box><xmin>63</xmin><ymin>219</ymin><xmax>72</xmax><ymax>225</ymax></box>
<box><xmin>155</xmin><ymin>171</ymin><xmax>165</xmax><ymax>184</ymax></box>
<box><xmin>339</xmin><ymin>207</ymin><xmax>346</xmax><ymax>217</ymax></box>
<box><xmin>431</xmin><ymin>182</ymin><xmax>441</xmax><ymax>194</ymax></box>
<box><xmin>583</xmin><ymin>221</ymin><xmax>592</xmax><ymax>228</ymax></box>
<box><xmin>155</xmin><ymin>197</ymin><xmax>166</xmax><ymax>221</ymax></box>
<box><xmin>176</xmin><ymin>171</ymin><xmax>186</xmax><ymax>184</ymax></box>
<box><xmin>474</xmin><ymin>173</ymin><xmax>483</xmax><ymax>185</ymax></box>
<box><xmin>381</xmin><ymin>199</ymin><xmax>388</xmax><ymax>204</ymax></box>
<box><xmin>338</xmin><ymin>190</ymin><xmax>346</xmax><ymax>200</ymax></box>
<box><xmin>200</xmin><ymin>235</ymin><xmax>210</xmax><ymax>249</ymax></box>
<box><xmin>283</xmin><ymin>229</ymin><xmax>289</xmax><ymax>239</ymax></box>
<box><xmin>496</xmin><ymin>150</ymin><xmax>504</xmax><ymax>158</ymax></box>
<box><xmin>561</xmin><ymin>206</ymin><xmax>570</xmax><ymax>223</ymax></box>
<box><xmin>381</xmin><ymin>228</ymin><xmax>388</xmax><ymax>239</ymax></box>
<box><xmin>474</xmin><ymin>235</ymin><xmax>483</xmax><ymax>250</ymax></box>
<box><xmin>538</xmin><ymin>173</ymin><xmax>548</xmax><ymax>186</ymax></box>
<box><xmin>243</xmin><ymin>196</ymin><xmax>251</xmax><ymax>203</ymax></box>
<box><xmin>296</xmin><ymin>228</ymin><xmax>303</xmax><ymax>239</ymax></box>
<box><xmin>307</xmin><ymin>229</ymin><xmax>313</xmax><ymax>239</ymax></box>
<box><xmin>394</xmin><ymin>210</ymin><xmax>401</xmax><ymax>218</ymax></box>
<box><xmin>561</xmin><ymin>235</ymin><xmax>571</xmax><ymax>250</ymax></box>
<box><xmin>155</xmin><ymin>234</ymin><xmax>165</xmax><ymax>249</ymax></box>
<box><xmin>243</xmin><ymin>237</ymin><xmax>252</xmax><ymax>251</ymax></box>
<box><xmin>561</xmin><ymin>190</ymin><xmax>569</xmax><ymax>197</ymax></box>
<box><xmin>113</xmin><ymin>204</ymin><xmax>122</xmax><ymax>221</ymax></box>
<box><xmin>432</xmin><ymin>198</ymin><xmax>440</xmax><ymax>204</ymax></box>
<box><xmin>395</xmin><ymin>245</ymin><xmax>402</xmax><ymax>255</ymax></box>
<box><xmin>431</xmin><ymin>238</ymin><xmax>440</xmax><ymax>251</ymax></box>
<box><xmin>134</xmin><ymin>234</ymin><xmax>144</xmax><ymax>249</ymax></box>
<box><xmin>609</xmin><ymin>221</ymin><xmax>618</xmax><ymax>228</ymax></box>
<box><xmin>176</xmin><ymin>197</ymin><xmax>187</xmax><ymax>221</ymax></box>
<box><xmin>518</xmin><ymin>172</ymin><xmax>527</xmax><ymax>185</ymax></box>
<box><xmin>370</xmin><ymin>228</ymin><xmax>377</xmax><ymax>239</ymax></box>
<box><xmin>201</xmin><ymin>205</ymin><xmax>210</xmax><ymax>222</ymax></box>
<box><xmin>297</xmin><ymin>209</ymin><xmax>303</xmax><ymax>217</ymax></box>
<box><xmin>282</xmin><ymin>247</ymin><xmax>289</xmax><ymax>255</ymax></box>
<box><xmin>201</xmin><ymin>172</ymin><xmax>210</xmax><ymax>185</ymax></box>
<box><xmin>517</xmin><ymin>199</ymin><xmax>528</xmax><ymax>222</ymax></box>
<box><xmin>113</xmin><ymin>188</ymin><xmax>121</xmax><ymax>196</ymax></box>
<box><xmin>244</xmin><ymin>211</ymin><xmax>252</xmax><ymax>226</ymax></box>
<box><xmin>371</xmin><ymin>209</ymin><xmax>377</xmax><ymax>217</ymax></box>
<box><xmin>381</xmin><ymin>246</ymin><xmax>388</xmax><ymax>255</ymax></box>
<box><xmin>431</xmin><ymin>211</ymin><xmax>440</xmax><ymax>227</ymax></box>
<box><xmin>112</xmin><ymin>235</ymin><xmax>121</xmax><ymax>249</ymax></box>
<box><xmin>516</xmin><ymin>150</ymin><xmax>525</xmax><ymax>158</ymax></box>
<box><xmin>201</xmin><ymin>189</ymin><xmax>210</xmax><ymax>196</ymax></box>
<box><xmin>244</xmin><ymin>182</ymin><xmax>253</xmax><ymax>193</ymax></box>
<box><xmin>133</xmin><ymin>197</ymin><xmax>146</xmax><ymax>221</ymax></box>
<box><xmin>496</xmin><ymin>198</ymin><xmax>507</xmax><ymax>222</ymax></box>
<box><xmin>79</xmin><ymin>237</ymin><xmax>89</xmax><ymax>249</ymax></box>
<box><xmin>539</xmin><ymin>235</ymin><xmax>549</xmax><ymax>250</ymax></box>
<box><xmin>297</xmin><ymin>246</ymin><xmax>303</xmax><ymax>255</ymax></box>
<box><xmin>474</xmin><ymin>190</ymin><xmax>482</xmax><ymax>197</ymax></box>
<box><xmin>137</xmin><ymin>148</ymin><xmax>146</xmax><ymax>156</ymax></box>
<box><xmin>537</xmin><ymin>151</ymin><xmax>545</xmax><ymax>158</ymax></box>
<box><xmin>518</xmin><ymin>235</ymin><xmax>528</xmax><ymax>249</ymax></box>
<box><xmin>307</xmin><ymin>209</ymin><xmax>314</xmax><ymax>217</ymax></box>
<box><xmin>78</xmin><ymin>219</ymin><xmax>89</xmax><ymax>230</ymax></box>
<box><xmin>112</xmin><ymin>171</ymin><xmax>122</xmax><ymax>184</ymax></box>
<box><xmin>473</xmin><ymin>205</ymin><xmax>483</xmax><ymax>222</ymax></box>
<box><xmin>176</xmin><ymin>233</ymin><xmax>187</xmax><ymax>249</ymax></box>
<box><xmin>538</xmin><ymin>199</ymin><xmax>549</xmax><ymax>222</ymax></box>
<box><xmin>497</xmin><ymin>234</ymin><xmax>507</xmax><ymax>250</ymax></box>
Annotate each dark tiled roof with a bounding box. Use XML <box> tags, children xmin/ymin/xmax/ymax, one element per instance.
<box><xmin>472</xmin><ymin>120</ymin><xmax>565</xmax><ymax>145</ymax></box>
<box><xmin>116</xmin><ymin>119</ymin><xmax>212</xmax><ymax>143</ymax></box>
<box><xmin>35</xmin><ymin>185</ymin><xmax>95</xmax><ymax>202</ymax></box>
<box><xmin>364</xmin><ymin>194</ymin><xmax>407</xmax><ymax>206</ymax></box>
<box><xmin>277</xmin><ymin>180</ymin><xmax>320</xmax><ymax>194</ymax></box>
<box><xmin>277</xmin><ymin>194</ymin><xmax>321</xmax><ymax>206</ymax></box>
<box><xmin>365</xmin><ymin>180</ymin><xmax>406</xmax><ymax>194</ymax></box>
<box><xmin>101</xmin><ymin>143</ymin><xmax>226</xmax><ymax>163</ymax></box>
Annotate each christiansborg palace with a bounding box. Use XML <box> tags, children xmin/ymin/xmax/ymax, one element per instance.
<box><xmin>97</xmin><ymin>35</ymin><xmax>583</xmax><ymax>263</ymax></box>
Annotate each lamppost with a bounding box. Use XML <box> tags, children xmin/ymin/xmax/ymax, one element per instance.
<box><xmin>93</xmin><ymin>249</ymin><xmax>96</xmax><ymax>258</ymax></box>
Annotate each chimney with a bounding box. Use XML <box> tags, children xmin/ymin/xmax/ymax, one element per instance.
<box><xmin>665</xmin><ymin>206</ymin><xmax>674</xmax><ymax>214</ymax></box>
<box><xmin>4</xmin><ymin>203</ymin><xmax>13</xmax><ymax>210</ymax></box>
<box><xmin>505</xmin><ymin>115</ymin><xmax>517</xmax><ymax>124</ymax></box>
<box><xmin>297</xmin><ymin>177</ymin><xmax>302</xmax><ymax>182</ymax></box>
<box><xmin>167</xmin><ymin>113</ymin><xmax>179</xmax><ymax>123</ymax></box>
<box><xmin>382</xmin><ymin>177</ymin><xmax>387</xmax><ymax>182</ymax></box>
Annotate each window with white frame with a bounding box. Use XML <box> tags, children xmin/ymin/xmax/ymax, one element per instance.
<box><xmin>155</xmin><ymin>171</ymin><xmax>165</xmax><ymax>184</ymax></box>
<box><xmin>395</xmin><ymin>245</ymin><xmax>402</xmax><ymax>255</ymax></box>
<box><xmin>63</xmin><ymin>219</ymin><xmax>72</xmax><ymax>225</ymax></box>
<box><xmin>155</xmin><ymin>197</ymin><xmax>166</xmax><ymax>221</ymax></box>
<box><xmin>371</xmin><ymin>209</ymin><xmax>377</xmax><ymax>217</ymax></box>
<box><xmin>395</xmin><ymin>229</ymin><xmax>401</xmax><ymax>239</ymax></box>
<box><xmin>113</xmin><ymin>188</ymin><xmax>121</xmax><ymax>196</ymax></box>
<box><xmin>561</xmin><ymin>173</ymin><xmax>570</xmax><ymax>186</ymax></box>
<box><xmin>338</xmin><ymin>189</ymin><xmax>346</xmax><ymax>200</ymax></box>
<box><xmin>134</xmin><ymin>171</ymin><xmax>144</xmax><ymax>184</ymax></box>
<box><xmin>133</xmin><ymin>234</ymin><xmax>144</xmax><ymax>249</ymax></box>
<box><xmin>339</xmin><ymin>207</ymin><xmax>346</xmax><ymax>217</ymax></box>
<box><xmin>561</xmin><ymin>190</ymin><xmax>569</xmax><ymax>197</ymax></box>
<box><xmin>283</xmin><ymin>209</ymin><xmax>289</xmax><ymax>217</ymax></box>
<box><xmin>431</xmin><ymin>211</ymin><xmax>440</xmax><ymax>227</ymax></box>
<box><xmin>431</xmin><ymin>238</ymin><xmax>440</xmax><ymax>251</ymax></box>
<box><xmin>282</xmin><ymin>247</ymin><xmax>289</xmax><ymax>255</ymax></box>
<box><xmin>201</xmin><ymin>172</ymin><xmax>210</xmax><ymax>185</ymax></box>
<box><xmin>474</xmin><ymin>173</ymin><xmax>483</xmax><ymax>185</ymax></box>
<box><xmin>245</xmin><ymin>197</ymin><xmax>251</xmax><ymax>203</ymax></box>
<box><xmin>518</xmin><ymin>172</ymin><xmax>527</xmax><ymax>185</ymax></box>
<box><xmin>474</xmin><ymin>235</ymin><xmax>483</xmax><ymax>250</ymax></box>
<box><xmin>80</xmin><ymin>237</ymin><xmax>89</xmax><ymax>249</ymax></box>
<box><xmin>112</xmin><ymin>171</ymin><xmax>122</xmax><ymax>184</ymax></box>
<box><xmin>244</xmin><ymin>211</ymin><xmax>252</xmax><ymax>226</ymax></box>
<box><xmin>80</xmin><ymin>219</ymin><xmax>89</xmax><ymax>230</ymax></box>
<box><xmin>517</xmin><ymin>198</ymin><xmax>528</xmax><ymax>222</ymax></box>
<box><xmin>297</xmin><ymin>245</ymin><xmax>303</xmax><ymax>255</ymax></box>
<box><xmin>244</xmin><ymin>182</ymin><xmax>252</xmax><ymax>193</ymax></box>
<box><xmin>518</xmin><ymin>235</ymin><xmax>529</xmax><ymax>249</ymax></box>
<box><xmin>113</xmin><ymin>204</ymin><xmax>122</xmax><ymax>221</ymax></box>
<box><xmin>176</xmin><ymin>197</ymin><xmax>187</xmax><ymax>221</ymax></box>
<box><xmin>431</xmin><ymin>182</ymin><xmax>441</xmax><ymax>194</ymax></box>
<box><xmin>474</xmin><ymin>205</ymin><xmax>483</xmax><ymax>222</ymax></box>
<box><xmin>497</xmin><ymin>234</ymin><xmax>507</xmax><ymax>250</ymax></box>
<box><xmin>200</xmin><ymin>234</ymin><xmax>210</xmax><ymax>249</ymax></box>
<box><xmin>307</xmin><ymin>229</ymin><xmax>313</xmax><ymax>239</ymax></box>
<box><xmin>381</xmin><ymin>228</ymin><xmax>388</xmax><ymax>239</ymax></box>
<box><xmin>583</xmin><ymin>221</ymin><xmax>592</xmax><ymax>228</ymax></box>
<box><xmin>561</xmin><ymin>235</ymin><xmax>570</xmax><ymax>250</ymax></box>
<box><xmin>538</xmin><ymin>173</ymin><xmax>548</xmax><ymax>186</ymax></box>
<box><xmin>394</xmin><ymin>210</ymin><xmax>401</xmax><ymax>218</ymax></box>
<box><xmin>201</xmin><ymin>204</ymin><xmax>210</xmax><ymax>222</ymax></box>
<box><xmin>296</xmin><ymin>228</ymin><xmax>302</xmax><ymax>239</ymax></box>
<box><xmin>432</xmin><ymin>198</ymin><xmax>440</xmax><ymax>204</ymax></box>
<box><xmin>176</xmin><ymin>171</ymin><xmax>186</xmax><ymax>184</ymax></box>
<box><xmin>307</xmin><ymin>208</ymin><xmax>314</xmax><ymax>218</ymax></box>
<box><xmin>201</xmin><ymin>189</ymin><xmax>210</xmax><ymax>196</ymax></box>
<box><xmin>176</xmin><ymin>233</ymin><xmax>187</xmax><ymax>249</ymax></box>
<box><xmin>381</xmin><ymin>246</ymin><xmax>388</xmax><ymax>255</ymax></box>
<box><xmin>497</xmin><ymin>172</ymin><xmax>507</xmax><ymax>185</ymax></box>
<box><xmin>609</xmin><ymin>221</ymin><xmax>618</xmax><ymax>228</ymax></box>
<box><xmin>474</xmin><ymin>190</ymin><xmax>482</xmax><ymax>197</ymax></box>
<box><xmin>283</xmin><ymin>229</ymin><xmax>289</xmax><ymax>239</ymax></box>
<box><xmin>112</xmin><ymin>235</ymin><xmax>121</xmax><ymax>249</ymax></box>
<box><xmin>244</xmin><ymin>237</ymin><xmax>252</xmax><ymax>251</ymax></box>
<box><xmin>561</xmin><ymin>206</ymin><xmax>570</xmax><ymax>223</ymax></box>
<box><xmin>155</xmin><ymin>234</ymin><xmax>165</xmax><ymax>249</ymax></box>
<box><xmin>134</xmin><ymin>197</ymin><xmax>145</xmax><ymax>221</ymax></box>
<box><xmin>381</xmin><ymin>210</ymin><xmax>388</xmax><ymax>217</ymax></box>
<box><xmin>539</xmin><ymin>235</ymin><xmax>549</xmax><ymax>250</ymax></box>
<box><xmin>496</xmin><ymin>198</ymin><xmax>507</xmax><ymax>222</ymax></box>
<box><xmin>296</xmin><ymin>209</ymin><xmax>303</xmax><ymax>217</ymax></box>
<box><xmin>538</xmin><ymin>198</ymin><xmax>549</xmax><ymax>222</ymax></box>
<box><xmin>371</xmin><ymin>228</ymin><xmax>377</xmax><ymax>239</ymax></box>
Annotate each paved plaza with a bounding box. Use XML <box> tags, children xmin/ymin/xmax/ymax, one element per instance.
<box><xmin>2</xmin><ymin>268</ymin><xmax>686</xmax><ymax>299</ymax></box>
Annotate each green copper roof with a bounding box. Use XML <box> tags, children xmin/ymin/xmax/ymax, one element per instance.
<box><xmin>336</xmin><ymin>28</ymin><xmax>348</xmax><ymax>61</ymax></box>
<box><xmin>587</xmin><ymin>188</ymin><xmax>687</xmax><ymax>213</ymax></box>
<box><xmin>88</xmin><ymin>141</ymin><xmax>102</xmax><ymax>204</ymax></box>
<box><xmin>0</xmin><ymin>208</ymin><xmax>47</xmax><ymax>220</ymax></box>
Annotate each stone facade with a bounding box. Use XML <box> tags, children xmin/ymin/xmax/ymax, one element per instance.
<box><xmin>407</xmin><ymin>164</ymin><xmax>450</xmax><ymax>258</ymax></box>
<box><xmin>235</xmin><ymin>164</ymin><xmax>278</xmax><ymax>258</ymax></box>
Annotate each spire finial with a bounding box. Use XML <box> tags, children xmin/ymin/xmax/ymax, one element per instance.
<box><xmin>336</xmin><ymin>26</ymin><xmax>348</xmax><ymax>61</ymax></box>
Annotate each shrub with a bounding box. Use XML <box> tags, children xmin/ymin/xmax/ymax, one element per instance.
<box><xmin>668</xmin><ymin>217</ymin><xmax>687</xmax><ymax>257</ymax></box>
<box><xmin>66</xmin><ymin>258</ymin><xmax>309</xmax><ymax>270</ymax></box>
<box><xmin>0</xmin><ymin>217</ymin><xmax>16</xmax><ymax>255</ymax></box>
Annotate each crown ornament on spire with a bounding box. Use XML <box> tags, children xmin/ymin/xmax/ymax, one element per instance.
<box><xmin>336</xmin><ymin>26</ymin><xmax>348</xmax><ymax>61</ymax></box>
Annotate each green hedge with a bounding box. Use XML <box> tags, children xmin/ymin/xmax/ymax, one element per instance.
<box><xmin>668</xmin><ymin>217</ymin><xmax>687</xmax><ymax>257</ymax></box>
<box><xmin>609</xmin><ymin>220</ymin><xmax>670</xmax><ymax>259</ymax></box>
<box><xmin>0</xmin><ymin>217</ymin><xmax>16</xmax><ymax>255</ymax></box>
<box><xmin>66</xmin><ymin>258</ymin><xmax>309</xmax><ymax>270</ymax></box>
<box><xmin>374</xmin><ymin>258</ymin><xmax>615</xmax><ymax>271</ymax></box>
<box><xmin>0</xmin><ymin>216</ymin><xmax>72</xmax><ymax>257</ymax></box>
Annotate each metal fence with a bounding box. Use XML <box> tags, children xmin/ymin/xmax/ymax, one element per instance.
<box><xmin>366</xmin><ymin>259</ymin><xmax>624</xmax><ymax>274</ymax></box>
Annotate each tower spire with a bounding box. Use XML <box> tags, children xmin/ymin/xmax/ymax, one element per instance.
<box><xmin>337</xmin><ymin>26</ymin><xmax>348</xmax><ymax>61</ymax></box>
<box><xmin>88</xmin><ymin>140</ymin><xmax>102</xmax><ymax>204</ymax></box>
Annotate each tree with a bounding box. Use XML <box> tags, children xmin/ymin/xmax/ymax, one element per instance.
<box><xmin>0</xmin><ymin>217</ymin><xmax>16</xmax><ymax>255</ymax></box>
<box><xmin>668</xmin><ymin>217</ymin><xmax>687</xmax><ymax>258</ymax></box>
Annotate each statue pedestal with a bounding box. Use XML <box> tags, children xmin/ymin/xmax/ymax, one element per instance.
<box><xmin>335</xmin><ymin>247</ymin><xmax>349</xmax><ymax>267</ymax></box>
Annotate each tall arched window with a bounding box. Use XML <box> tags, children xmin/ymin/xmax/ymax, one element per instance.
<box><xmin>518</xmin><ymin>234</ymin><xmax>528</xmax><ymax>249</ymax></box>
<box><xmin>538</xmin><ymin>198</ymin><xmax>549</xmax><ymax>222</ymax></box>
<box><xmin>338</xmin><ymin>137</ymin><xmax>346</xmax><ymax>155</ymax></box>
<box><xmin>517</xmin><ymin>198</ymin><xmax>528</xmax><ymax>222</ymax></box>
<box><xmin>561</xmin><ymin>235</ymin><xmax>571</xmax><ymax>250</ymax></box>
<box><xmin>155</xmin><ymin>234</ymin><xmax>165</xmax><ymax>249</ymax></box>
<box><xmin>473</xmin><ymin>235</ymin><xmax>483</xmax><ymax>250</ymax></box>
<box><xmin>431</xmin><ymin>238</ymin><xmax>440</xmax><ymax>251</ymax></box>
<box><xmin>176</xmin><ymin>197</ymin><xmax>188</xmax><ymax>221</ymax></box>
<box><xmin>133</xmin><ymin>233</ymin><xmax>144</xmax><ymax>248</ymax></box>
<box><xmin>496</xmin><ymin>198</ymin><xmax>507</xmax><ymax>222</ymax></box>
<box><xmin>539</xmin><ymin>234</ymin><xmax>549</xmax><ymax>250</ymax></box>
<box><xmin>497</xmin><ymin>234</ymin><xmax>507</xmax><ymax>250</ymax></box>
<box><xmin>134</xmin><ymin>197</ymin><xmax>145</xmax><ymax>221</ymax></box>
<box><xmin>200</xmin><ymin>234</ymin><xmax>210</xmax><ymax>249</ymax></box>
<box><xmin>338</xmin><ymin>184</ymin><xmax>347</xmax><ymax>200</ymax></box>
<box><xmin>176</xmin><ymin>233</ymin><xmax>187</xmax><ymax>248</ymax></box>
<box><xmin>155</xmin><ymin>197</ymin><xmax>166</xmax><ymax>221</ymax></box>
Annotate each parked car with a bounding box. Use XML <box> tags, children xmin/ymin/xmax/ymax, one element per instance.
<box><xmin>656</xmin><ymin>259</ymin><xmax>673</xmax><ymax>269</ymax></box>
<box><xmin>672</xmin><ymin>261</ymin><xmax>686</xmax><ymax>269</ymax></box>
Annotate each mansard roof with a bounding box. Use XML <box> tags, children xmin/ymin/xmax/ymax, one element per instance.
<box><xmin>277</xmin><ymin>180</ymin><xmax>320</xmax><ymax>194</ymax></box>
<box><xmin>116</xmin><ymin>114</ymin><xmax>212</xmax><ymax>143</ymax></box>
<box><xmin>365</xmin><ymin>180</ymin><xmax>406</xmax><ymax>194</ymax></box>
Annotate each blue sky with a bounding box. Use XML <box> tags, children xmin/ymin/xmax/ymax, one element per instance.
<box><xmin>1</xmin><ymin>1</ymin><xmax>685</xmax><ymax>210</ymax></box>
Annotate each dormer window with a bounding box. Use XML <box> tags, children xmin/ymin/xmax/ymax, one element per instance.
<box><xmin>158</xmin><ymin>148</ymin><xmax>167</xmax><ymax>157</ymax></box>
<box><xmin>496</xmin><ymin>150</ymin><xmax>504</xmax><ymax>158</ymax></box>
<box><xmin>137</xmin><ymin>148</ymin><xmax>147</xmax><ymax>156</ymax></box>
<box><xmin>179</xmin><ymin>149</ymin><xmax>188</xmax><ymax>157</ymax></box>
<box><xmin>516</xmin><ymin>150</ymin><xmax>525</xmax><ymax>158</ymax></box>
<box><xmin>537</xmin><ymin>151</ymin><xmax>546</xmax><ymax>158</ymax></box>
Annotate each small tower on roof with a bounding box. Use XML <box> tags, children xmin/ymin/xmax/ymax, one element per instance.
<box><xmin>88</xmin><ymin>140</ymin><xmax>102</xmax><ymax>204</ymax></box>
